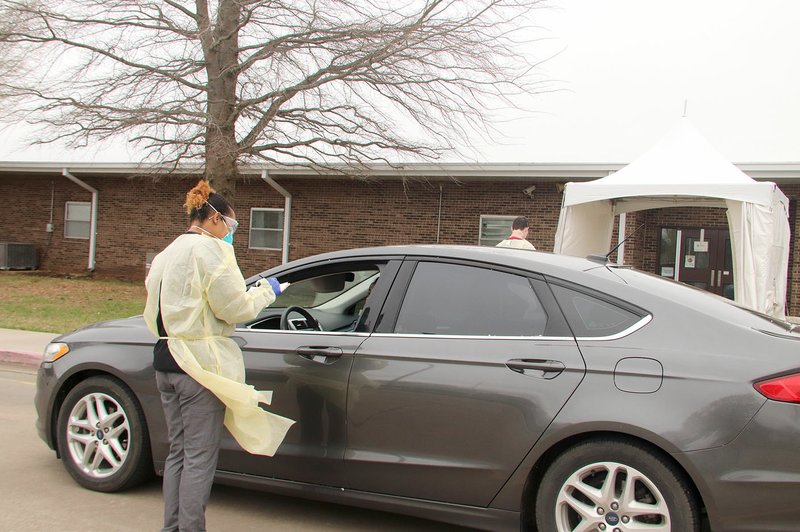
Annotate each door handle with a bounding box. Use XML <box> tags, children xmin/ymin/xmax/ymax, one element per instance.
<box><xmin>717</xmin><ymin>270</ymin><xmax>722</xmax><ymax>287</ymax></box>
<box><xmin>506</xmin><ymin>359</ymin><xmax>565</xmax><ymax>379</ymax></box>
<box><xmin>296</xmin><ymin>346</ymin><xmax>343</xmax><ymax>363</ymax></box>
<box><xmin>709</xmin><ymin>269</ymin><xmax>715</xmax><ymax>287</ymax></box>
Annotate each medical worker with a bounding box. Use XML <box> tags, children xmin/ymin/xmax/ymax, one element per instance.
<box><xmin>496</xmin><ymin>215</ymin><xmax>536</xmax><ymax>250</ymax></box>
<box><xmin>144</xmin><ymin>180</ymin><xmax>294</xmax><ymax>532</ymax></box>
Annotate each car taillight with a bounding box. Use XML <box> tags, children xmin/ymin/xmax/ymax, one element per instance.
<box><xmin>754</xmin><ymin>374</ymin><xmax>800</xmax><ymax>403</ymax></box>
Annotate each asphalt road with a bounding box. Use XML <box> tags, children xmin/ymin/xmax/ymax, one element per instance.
<box><xmin>0</xmin><ymin>363</ymin><xmax>473</xmax><ymax>532</ymax></box>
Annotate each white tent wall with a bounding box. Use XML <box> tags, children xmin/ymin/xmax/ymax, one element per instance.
<box><xmin>555</xmin><ymin>193</ymin><xmax>790</xmax><ymax>318</ymax></box>
<box><xmin>553</xmin><ymin>196</ymin><xmax>614</xmax><ymax>257</ymax></box>
<box><xmin>553</xmin><ymin>119</ymin><xmax>792</xmax><ymax>318</ymax></box>
<box><xmin>726</xmin><ymin>188</ymin><xmax>791</xmax><ymax>318</ymax></box>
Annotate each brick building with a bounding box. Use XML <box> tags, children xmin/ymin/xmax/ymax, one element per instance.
<box><xmin>1</xmin><ymin>161</ymin><xmax>798</xmax><ymax>316</ymax></box>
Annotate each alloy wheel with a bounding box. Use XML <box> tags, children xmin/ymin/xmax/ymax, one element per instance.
<box><xmin>64</xmin><ymin>392</ymin><xmax>131</xmax><ymax>479</ymax></box>
<box><xmin>555</xmin><ymin>460</ymin><xmax>670</xmax><ymax>531</ymax></box>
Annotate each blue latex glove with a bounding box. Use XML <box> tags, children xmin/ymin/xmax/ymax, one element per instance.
<box><xmin>266</xmin><ymin>277</ymin><xmax>282</xmax><ymax>296</ymax></box>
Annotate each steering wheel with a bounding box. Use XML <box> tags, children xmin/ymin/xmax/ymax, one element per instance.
<box><xmin>280</xmin><ymin>306</ymin><xmax>321</xmax><ymax>331</ymax></box>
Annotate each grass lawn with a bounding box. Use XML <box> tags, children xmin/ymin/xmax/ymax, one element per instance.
<box><xmin>0</xmin><ymin>272</ymin><xmax>146</xmax><ymax>334</ymax></box>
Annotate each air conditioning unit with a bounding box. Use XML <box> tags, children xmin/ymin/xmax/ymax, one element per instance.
<box><xmin>0</xmin><ymin>243</ymin><xmax>37</xmax><ymax>270</ymax></box>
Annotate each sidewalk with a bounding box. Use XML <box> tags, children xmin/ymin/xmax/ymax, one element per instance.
<box><xmin>0</xmin><ymin>328</ymin><xmax>60</xmax><ymax>367</ymax></box>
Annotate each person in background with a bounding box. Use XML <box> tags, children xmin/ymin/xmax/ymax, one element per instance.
<box><xmin>496</xmin><ymin>216</ymin><xmax>536</xmax><ymax>250</ymax></box>
<box><xmin>144</xmin><ymin>179</ymin><xmax>294</xmax><ymax>532</ymax></box>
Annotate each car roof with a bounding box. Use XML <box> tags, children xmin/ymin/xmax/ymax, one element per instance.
<box><xmin>254</xmin><ymin>245</ymin><xmax>620</xmax><ymax>291</ymax></box>
<box><xmin>283</xmin><ymin>244</ymin><xmax>606</xmax><ymax>273</ymax></box>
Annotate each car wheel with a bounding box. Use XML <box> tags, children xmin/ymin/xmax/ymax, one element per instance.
<box><xmin>56</xmin><ymin>376</ymin><xmax>153</xmax><ymax>492</ymax></box>
<box><xmin>535</xmin><ymin>438</ymin><xmax>699</xmax><ymax>532</ymax></box>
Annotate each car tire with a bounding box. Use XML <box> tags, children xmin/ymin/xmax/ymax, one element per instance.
<box><xmin>56</xmin><ymin>376</ymin><xmax>153</xmax><ymax>492</ymax></box>
<box><xmin>535</xmin><ymin>438</ymin><xmax>699</xmax><ymax>532</ymax></box>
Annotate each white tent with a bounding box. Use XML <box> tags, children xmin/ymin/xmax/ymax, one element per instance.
<box><xmin>553</xmin><ymin>118</ymin><xmax>791</xmax><ymax>318</ymax></box>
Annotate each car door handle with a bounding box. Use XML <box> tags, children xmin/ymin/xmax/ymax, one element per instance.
<box><xmin>506</xmin><ymin>359</ymin><xmax>566</xmax><ymax>379</ymax></box>
<box><xmin>296</xmin><ymin>346</ymin><xmax>343</xmax><ymax>363</ymax></box>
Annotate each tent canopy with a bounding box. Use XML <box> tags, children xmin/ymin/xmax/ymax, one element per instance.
<box><xmin>553</xmin><ymin>118</ymin><xmax>791</xmax><ymax>318</ymax></box>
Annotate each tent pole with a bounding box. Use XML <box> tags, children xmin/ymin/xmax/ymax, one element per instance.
<box><xmin>617</xmin><ymin>213</ymin><xmax>626</xmax><ymax>264</ymax></box>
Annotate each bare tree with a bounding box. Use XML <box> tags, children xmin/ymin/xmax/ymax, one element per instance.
<box><xmin>0</xmin><ymin>0</ymin><xmax>552</xmax><ymax>198</ymax></box>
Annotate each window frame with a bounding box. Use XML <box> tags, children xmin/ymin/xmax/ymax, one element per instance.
<box><xmin>478</xmin><ymin>215</ymin><xmax>516</xmax><ymax>247</ymax></box>
<box><xmin>64</xmin><ymin>201</ymin><xmax>92</xmax><ymax>240</ymax></box>
<box><xmin>248</xmin><ymin>207</ymin><xmax>284</xmax><ymax>250</ymax></box>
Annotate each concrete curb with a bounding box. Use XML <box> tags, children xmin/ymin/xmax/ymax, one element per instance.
<box><xmin>0</xmin><ymin>328</ymin><xmax>58</xmax><ymax>368</ymax></box>
<box><xmin>0</xmin><ymin>350</ymin><xmax>42</xmax><ymax>368</ymax></box>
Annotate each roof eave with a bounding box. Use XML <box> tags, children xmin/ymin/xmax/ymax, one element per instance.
<box><xmin>0</xmin><ymin>160</ymin><xmax>799</xmax><ymax>182</ymax></box>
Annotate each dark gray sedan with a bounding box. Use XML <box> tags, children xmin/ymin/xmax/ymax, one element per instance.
<box><xmin>35</xmin><ymin>245</ymin><xmax>800</xmax><ymax>531</ymax></box>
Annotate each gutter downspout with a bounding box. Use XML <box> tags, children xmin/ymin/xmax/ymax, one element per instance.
<box><xmin>260</xmin><ymin>170</ymin><xmax>291</xmax><ymax>264</ymax></box>
<box><xmin>62</xmin><ymin>168</ymin><xmax>98</xmax><ymax>271</ymax></box>
<box><xmin>436</xmin><ymin>185</ymin><xmax>443</xmax><ymax>244</ymax></box>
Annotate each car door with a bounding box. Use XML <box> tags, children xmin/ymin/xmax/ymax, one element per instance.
<box><xmin>344</xmin><ymin>259</ymin><xmax>586</xmax><ymax>506</ymax></box>
<box><xmin>215</xmin><ymin>258</ymin><xmax>400</xmax><ymax>487</ymax></box>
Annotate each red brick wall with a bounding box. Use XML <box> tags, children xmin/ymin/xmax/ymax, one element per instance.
<box><xmin>3</xmin><ymin>174</ymin><xmax>101</xmax><ymax>274</ymax></box>
<box><xmin>234</xmin><ymin>177</ymin><xmax>565</xmax><ymax>271</ymax></box>
<box><xmin>2</xmin><ymin>174</ymin><xmax>204</xmax><ymax>278</ymax></box>
<box><xmin>1</xmin><ymin>173</ymin><xmax>797</xmax><ymax>315</ymax></box>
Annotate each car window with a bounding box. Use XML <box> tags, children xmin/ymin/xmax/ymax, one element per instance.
<box><xmin>241</xmin><ymin>265</ymin><xmax>382</xmax><ymax>331</ymax></box>
<box><xmin>549</xmin><ymin>283</ymin><xmax>646</xmax><ymax>338</ymax></box>
<box><xmin>394</xmin><ymin>261</ymin><xmax>548</xmax><ymax>336</ymax></box>
<box><xmin>277</xmin><ymin>269</ymin><xmax>378</xmax><ymax>308</ymax></box>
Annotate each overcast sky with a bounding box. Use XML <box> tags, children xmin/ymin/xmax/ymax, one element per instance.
<box><xmin>465</xmin><ymin>0</ymin><xmax>800</xmax><ymax>164</ymax></box>
<box><xmin>2</xmin><ymin>0</ymin><xmax>798</xmax><ymax>165</ymax></box>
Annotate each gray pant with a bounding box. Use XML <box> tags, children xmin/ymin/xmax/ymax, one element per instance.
<box><xmin>156</xmin><ymin>371</ymin><xmax>225</xmax><ymax>532</ymax></box>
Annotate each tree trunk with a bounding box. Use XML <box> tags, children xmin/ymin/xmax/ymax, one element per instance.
<box><xmin>202</xmin><ymin>0</ymin><xmax>241</xmax><ymax>202</ymax></box>
<box><xmin>205</xmin><ymin>131</ymin><xmax>239</xmax><ymax>202</ymax></box>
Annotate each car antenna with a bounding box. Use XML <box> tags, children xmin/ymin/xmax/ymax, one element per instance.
<box><xmin>586</xmin><ymin>222</ymin><xmax>646</xmax><ymax>265</ymax></box>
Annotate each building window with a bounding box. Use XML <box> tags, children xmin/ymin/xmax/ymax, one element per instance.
<box><xmin>478</xmin><ymin>215</ymin><xmax>515</xmax><ymax>246</ymax></box>
<box><xmin>64</xmin><ymin>201</ymin><xmax>91</xmax><ymax>239</ymax></box>
<box><xmin>249</xmin><ymin>208</ymin><xmax>284</xmax><ymax>250</ymax></box>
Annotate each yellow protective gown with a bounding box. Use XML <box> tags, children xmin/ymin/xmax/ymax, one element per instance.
<box><xmin>144</xmin><ymin>232</ymin><xmax>295</xmax><ymax>456</ymax></box>
<box><xmin>496</xmin><ymin>238</ymin><xmax>536</xmax><ymax>250</ymax></box>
